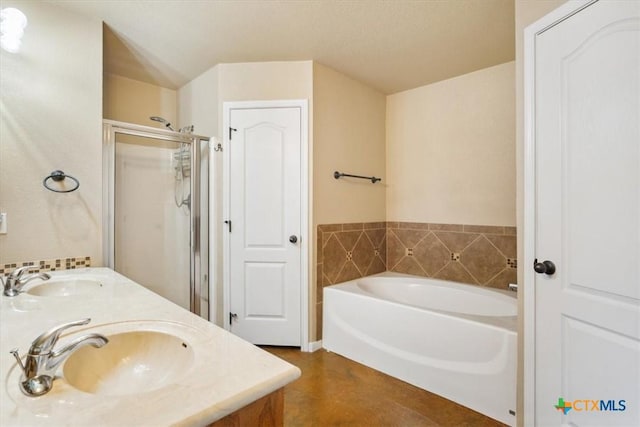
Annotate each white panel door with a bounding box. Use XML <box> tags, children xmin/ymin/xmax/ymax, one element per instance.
<box><xmin>228</xmin><ymin>106</ymin><xmax>301</xmax><ymax>346</ymax></box>
<box><xmin>535</xmin><ymin>1</ymin><xmax>640</xmax><ymax>426</ymax></box>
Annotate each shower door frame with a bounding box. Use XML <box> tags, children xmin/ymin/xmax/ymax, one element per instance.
<box><xmin>102</xmin><ymin>119</ymin><xmax>209</xmax><ymax>318</ymax></box>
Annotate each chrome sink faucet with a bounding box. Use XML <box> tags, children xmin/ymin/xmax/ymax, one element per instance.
<box><xmin>1</xmin><ymin>265</ymin><xmax>51</xmax><ymax>296</ymax></box>
<box><xmin>10</xmin><ymin>318</ymin><xmax>108</xmax><ymax>397</ymax></box>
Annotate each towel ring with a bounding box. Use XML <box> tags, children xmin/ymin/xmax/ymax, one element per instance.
<box><xmin>43</xmin><ymin>170</ymin><xmax>80</xmax><ymax>193</ymax></box>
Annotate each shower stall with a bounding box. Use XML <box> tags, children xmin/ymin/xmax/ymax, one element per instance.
<box><xmin>102</xmin><ymin>120</ymin><xmax>209</xmax><ymax>319</ymax></box>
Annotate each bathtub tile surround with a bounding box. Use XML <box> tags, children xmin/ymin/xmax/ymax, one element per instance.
<box><xmin>387</xmin><ymin>222</ymin><xmax>517</xmax><ymax>290</ymax></box>
<box><xmin>317</xmin><ymin>222</ymin><xmax>387</xmax><ymax>288</ymax></box>
<box><xmin>0</xmin><ymin>257</ymin><xmax>91</xmax><ymax>275</ymax></box>
<box><xmin>318</xmin><ymin>222</ymin><xmax>517</xmax><ymax>292</ymax></box>
<box><xmin>317</xmin><ymin>222</ymin><xmax>516</xmax><ymax>339</ymax></box>
<box><xmin>317</xmin><ymin>222</ymin><xmax>387</xmax><ymax>340</ymax></box>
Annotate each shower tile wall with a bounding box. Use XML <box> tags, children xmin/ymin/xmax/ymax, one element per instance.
<box><xmin>317</xmin><ymin>221</ymin><xmax>517</xmax><ymax>339</ymax></box>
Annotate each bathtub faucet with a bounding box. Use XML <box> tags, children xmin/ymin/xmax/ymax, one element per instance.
<box><xmin>1</xmin><ymin>265</ymin><xmax>51</xmax><ymax>297</ymax></box>
<box><xmin>508</xmin><ymin>284</ymin><xmax>518</xmax><ymax>292</ymax></box>
<box><xmin>9</xmin><ymin>318</ymin><xmax>108</xmax><ymax>397</ymax></box>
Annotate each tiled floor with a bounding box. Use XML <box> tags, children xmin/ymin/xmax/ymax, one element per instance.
<box><xmin>263</xmin><ymin>346</ymin><xmax>507</xmax><ymax>427</ymax></box>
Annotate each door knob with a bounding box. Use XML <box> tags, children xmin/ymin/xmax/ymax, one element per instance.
<box><xmin>534</xmin><ymin>259</ymin><xmax>556</xmax><ymax>275</ymax></box>
<box><xmin>289</xmin><ymin>235</ymin><xmax>298</xmax><ymax>244</ymax></box>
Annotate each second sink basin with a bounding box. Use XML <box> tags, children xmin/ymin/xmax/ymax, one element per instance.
<box><xmin>26</xmin><ymin>279</ymin><xmax>103</xmax><ymax>297</ymax></box>
<box><xmin>63</xmin><ymin>330</ymin><xmax>194</xmax><ymax>396</ymax></box>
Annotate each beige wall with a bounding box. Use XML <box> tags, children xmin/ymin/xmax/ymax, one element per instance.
<box><xmin>218</xmin><ymin>61</ymin><xmax>313</xmax><ymax>106</ymax></box>
<box><xmin>313</xmin><ymin>63</ymin><xmax>387</xmax><ymax>226</ymax></box>
<box><xmin>0</xmin><ymin>1</ymin><xmax>103</xmax><ymax>265</ymax></box>
<box><xmin>515</xmin><ymin>1</ymin><xmax>567</xmax><ymax>425</ymax></box>
<box><xmin>177</xmin><ymin>61</ymin><xmax>314</xmax><ymax>326</ymax></box>
<box><xmin>386</xmin><ymin>61</ymin><xmax>516</xmax><ymax>226</ymax></box>
<box><xmin>104</xmin><ymin>73</ymin><xmax>177</xmax><ymax>127</ymax></box>
<box><xmin>312</xmin><ymin>62</ymin><xmax>387</xmax><ymax>340</ymax></box>
<box><xmin>181</xmin><ymin>60</ymin><xmax>316</xmax><ymax>137</ymax></box>
<box><xmin>177</xmin><ymin>60</ymin><xmax>387</xmax><ymax>340</ymax></box>
<box><xmin>178</xmin><ymin>65</ymin><xmax>219</xmax><ymax>138</ymax></box>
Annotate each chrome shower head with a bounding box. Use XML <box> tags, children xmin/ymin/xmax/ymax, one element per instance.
<box><xmin>149</xmin><ymin>116</ymin><xmax>174</xmax><ymax>131</ymax></box>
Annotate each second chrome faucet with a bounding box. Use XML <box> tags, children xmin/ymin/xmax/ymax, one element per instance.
<box><xmin>2</xmin><ymin>265</ymin><xmax>51</xmax><ymax>297</ymax></box>
<box><xmin>10</xmin><ymin>318</ymin><xmax>108</xmax><ymax>397</ymax></box>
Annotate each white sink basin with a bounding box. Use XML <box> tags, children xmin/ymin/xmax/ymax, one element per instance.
<box><xmin>26</xmin><ymin>279</ymin><xmax>103</xmax><ymax>297</ymax></box>
<box><xmin>63</xmin><ymin>330</ymin><xmax>194</xmax><ymax>396</ymax></box>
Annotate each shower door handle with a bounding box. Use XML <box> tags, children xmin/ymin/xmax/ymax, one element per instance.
<box><xmin>289</xmin><ymin>235</ymin><xmax>298</xmax><ymax>244</ymax></box>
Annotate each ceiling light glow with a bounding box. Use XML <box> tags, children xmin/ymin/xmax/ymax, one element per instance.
<box><xmin>0</xmin><ymin>8</ymin><xmax>28</xmax><ymax>53</ymax></box>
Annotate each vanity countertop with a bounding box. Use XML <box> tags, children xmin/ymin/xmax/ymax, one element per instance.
<box><xmin>0</xmin><ymin>268</ymin><xmax>301</xmax><ymax>426</ymax></box>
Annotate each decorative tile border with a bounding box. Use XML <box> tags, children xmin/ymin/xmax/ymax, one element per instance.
<box><xmin>0</xmin><ymin>257</ymin><xmax>92</xmax><ymax>275</ymax></box>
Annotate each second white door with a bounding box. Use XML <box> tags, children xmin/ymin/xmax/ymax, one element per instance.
<box><xmin>532</xmin><ymin>1</ymin><xmax>640</xmax><ymax>425</ymax></box>
<box><xmin>226</xmin><ymin>104</ymin><xmax>302</xmax><ymax>346</ymax></box>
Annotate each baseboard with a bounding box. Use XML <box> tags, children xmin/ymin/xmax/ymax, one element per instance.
<box><xmin>307</xmin><ymin>340</ymin><xmax>323</xmax><ymax>352</ymax></box>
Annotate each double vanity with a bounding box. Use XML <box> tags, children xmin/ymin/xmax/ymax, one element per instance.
<box><xmin>0</xmin><ymin>268</ymin><xmax>301</xmax><ymax>426</ymax></box>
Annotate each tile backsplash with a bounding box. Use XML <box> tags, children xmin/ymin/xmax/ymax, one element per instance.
<box><xmin>0</xmin><ymin>257</ymin><xmax>92</xmax><ymax>275</ymax></box>
<box><xmin>316</xmin><ymin>221</ymin><xmax>517</xmax><ymax>339</ymax></box>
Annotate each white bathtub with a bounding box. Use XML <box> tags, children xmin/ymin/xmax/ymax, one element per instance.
<box><xmin>323</xmin><ymin>272</ymin><xmax>517</xmax><ymax>426</ymax></box>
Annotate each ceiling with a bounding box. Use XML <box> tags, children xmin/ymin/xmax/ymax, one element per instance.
<box><xmin>52</xmin><ymin>0</ymin><xmax>514</xmax><ymax>94</ymax></box>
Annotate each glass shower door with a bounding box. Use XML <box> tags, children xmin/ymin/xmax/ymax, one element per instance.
<box><xmin>103</xmin><ymin>121</ymin><xmax>208</xmax><ymax>319</ymax></box>
<box><xmin>114</xmin><ymin>134</ymin><xmax>191</xmax><ymax>309</ymax></box>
